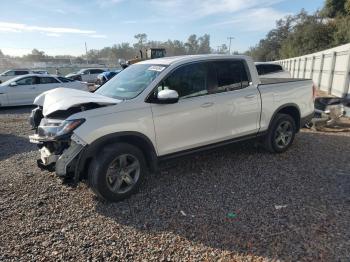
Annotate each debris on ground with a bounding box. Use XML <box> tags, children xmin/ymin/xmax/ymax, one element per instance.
<box><xmin>227</xmin><ymin>212</ymin><xmax>238</xmax><ymax>219</ymax></box>
<box><xmin>180</xmin><ymin>210</ymin><xmax>187</xmax><ymax>216</ymax></box>
<box><xmin>274</xmin><ymin>205</ymin><xmax>288</xmax><ymax>210</ymax></box>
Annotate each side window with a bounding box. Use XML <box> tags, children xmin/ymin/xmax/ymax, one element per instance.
<box><xmin>39</xmin><ymin>77</ymin><xmax>60</xmax><ymax>84</ymax></box>
<box><xmin>212</xmin><ymin>61</ymin><xmax>250</xmax><ymax>93</ymax></box>
<box><xmin>15</xmin><ymin>77</ymin><xmax>35</xmax><ymax>85</ymax></box>
<box><xmin>256</xmin><ymin>65</ymin><xmax>265</xmax><ymax>75</ymax></box>
<box><xmin>258</xmin><ymin>64</ymin><xmax>283</xmax><ymax>75</ymax></box>
<box><xmin>271</xmin><ymin>64</ymin><xmax>283</xmax><ymax>72</ymax></box>
<box><xmin>15</xmin><ymin>71</ymin><xmax>29</xmax><ymax>75</ymax></box>
<box><xmin>5</xmin><ymin>71</ymin><xmax>16</xmax><ymax>76</ymax></box>
<box><xmin>160</xmin><ymin>63</ymin><xmax>208</xmax><ymax>99</ymax></box>
<box><xmin>90</xmin><ymin>69</ymin><xmax>104</xmax><ymax>74</ymax></box>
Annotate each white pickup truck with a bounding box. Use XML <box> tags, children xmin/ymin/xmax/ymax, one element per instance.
<box><xmin>29</xmin><ymin>55</ymin><xmax>314</xmax><ymax>202</ymax></box>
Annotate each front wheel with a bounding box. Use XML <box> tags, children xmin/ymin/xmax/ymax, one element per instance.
<box><xmin>263</xmin><ymin>113</ymin><xmax>296</xmax><ymax>153</ymax></box>
<box><xmin>88</xmin><ymin>143</ymin><xmax>147</xmax><ymax>202</ymax></box>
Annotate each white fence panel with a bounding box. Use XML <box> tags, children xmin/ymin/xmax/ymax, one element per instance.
<box><xmin>276</xmin><ymin>43</ymin><xmax>350</xmax><ymax>97</ymax></box>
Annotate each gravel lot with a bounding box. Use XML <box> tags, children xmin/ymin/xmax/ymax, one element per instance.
<box><xmin>1</xmin><ymin>107</ymin><xmax>349</xmax><ymax>261</ymax></box>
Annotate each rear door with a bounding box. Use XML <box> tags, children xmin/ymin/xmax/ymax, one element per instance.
<box><xmin>209</xmin><ymin>60</ymin><xmax>261</xmax><ymax>140</ymax></box>
<box><xmin>151</xmin><ymin>62</ymin><xmax>218</xmax><ymax>156</ymax></box>
<box><xmin>37</xmin><ymin>76</ymin><xmax>61</xmax><ymax>94</ymax></box>
<box><xmin>7</xmin><ymin>76</ymin><xmax>39</xmax><ymax>105</ymax></box>
<box><xmin>57</xmin><ymin>76</ymin><xmax>86</xmax><ymax>90</ymax></box>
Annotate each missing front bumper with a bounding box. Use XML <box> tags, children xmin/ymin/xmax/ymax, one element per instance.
<box><xmin>35</xmin><ymin>141</ymin><xmax>85</xmax><ymax>177</ymax></box>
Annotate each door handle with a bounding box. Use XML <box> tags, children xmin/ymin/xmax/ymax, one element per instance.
<box><xmin>244</xmin><ymin>94</ymin><xmax>255</xmax><ymax>99</ymax></box>
<box><xmin>200</xmin><ymin>102</ymin><xmax>214</xmax><ymax>108</ymax></box>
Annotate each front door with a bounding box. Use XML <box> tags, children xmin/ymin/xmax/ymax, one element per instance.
<box><xmin>151</xmin><ymin>62</ymin><xmax>218</xmax><ymax>156</ymax></box>
<box><xmin>7</xmin><ymin>76</ymin><xmax>39</xmax><ymax>105</ymax></box>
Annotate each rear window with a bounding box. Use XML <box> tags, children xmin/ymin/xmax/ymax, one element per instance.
<box><xmin>39</xmin><ymin>77</ymin><xmax>60</xmax><ymax>84</ymax></box>
<box><xmin>256</xmin><ymin>64</ymin><xmax>283</xmax><ymax>75</ymax></box>
<box><xmin>15</xmin><ymin>71</ymin><xmax>29</xmax><ymax>75</ymax></box>
<box><xmin>90</xmin><ymin>69</ymin><xmax>105</xmax><ymax>74</ymax></box>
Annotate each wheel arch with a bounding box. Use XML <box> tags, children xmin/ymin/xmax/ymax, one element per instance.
<box><xmin>268</xmin><ymin>103</ymin><xmax>301</xmax><ymax>132</ymax></box>
<box><xmin>76</xmin><ymin>131</ymin><xmax>158</xmax><ymax>180</ymax></box>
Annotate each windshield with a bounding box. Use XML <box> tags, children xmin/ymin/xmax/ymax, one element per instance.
<box><xmin>0</xmin><ymin>76</ymin><xmax>22</xmax><ymax>86</ymax></box>
<box><xmin>95</xmin><ymin>64</ymin><xmax>166</xmax><ymax>99</ymax></box>
<box><xmin>0</xmin><ymin>70</ymin><xmax>10</xmax><ymax>76</ymax></box>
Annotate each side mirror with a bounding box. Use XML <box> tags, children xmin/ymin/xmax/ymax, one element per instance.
<box><xmin>156</xmin><ymin>89</ymin><xmax>179</xmax><ymax>104</ymax></box>
<box><xmin>9</xmin><ymin>82</ymin><xmax>17</xmax><ymax>87</ymax></box>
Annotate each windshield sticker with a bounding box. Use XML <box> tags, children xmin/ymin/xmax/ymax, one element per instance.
<box><xmin>148</xmin><ymin>66</ymin><xmax>165</xmax><ymax>72</ymax></box>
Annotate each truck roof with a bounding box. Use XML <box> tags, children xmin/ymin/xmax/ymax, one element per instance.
<box><xmin>137</xmin><ymin>54</ymin><xmax>251</xmax><ymax>65</ymax></box>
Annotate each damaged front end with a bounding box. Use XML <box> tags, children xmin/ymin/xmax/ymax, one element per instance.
<box><xmin>28</xmin><ymin>87</ymin><xmax>120</xmax><ymax>181</ymax></box>
<box><xmin>29</xmin><ymin>107</ymin><xmax>87</xmax><ymax>180</ymax></box>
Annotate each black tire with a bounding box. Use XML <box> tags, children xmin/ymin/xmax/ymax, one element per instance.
<box><xmin>88</xmin><ymin>143</ymin><xmax>147</xmax><ymax>202</ymax></box>
<box><xmin>263</xmin><ymin>113</ymin><xmax>296</xmax><ymax>153</ymax></box>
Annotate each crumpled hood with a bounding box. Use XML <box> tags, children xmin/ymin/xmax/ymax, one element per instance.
<box><xmin>34</xmin><ymin>87</ymin><xmax>121</xmax><ymax>116</ymax></box>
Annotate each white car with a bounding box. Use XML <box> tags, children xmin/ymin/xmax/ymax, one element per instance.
<box><xmin>65</xmin><ymin>68</ymin><xmax>106</xmax><ymax>83</ymax></box>
<box><xmin>29</xmin><ymin>55</ymin><xmax>314</xmax><ymax>202</ymax></box>
<box><xmin>0</xmin><ymin>69</ymin><xmax>31</xmax><ymax>83</ymax></box>
<box><xmin>0</xmin><ymin>74</ymin><xmax>89</xmax><ymax>107</ymax></box>
<box><xmin>255</xmin><ymin>62</ymin><xmax>291</xmax><ymax>78</ymax></box>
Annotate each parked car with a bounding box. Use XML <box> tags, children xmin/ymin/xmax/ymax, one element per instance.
<box><xmin>29</xmin><ymin>55</ymin><xmax>314</xmax><ymax>202</ymax></box>
<box><xmin>255</xmin><ymin>62</ymin><xmax>291</xmax><ymax>78</ymax></box>
<box><xmin>0</xmin><ymin>74</ymin><xmax>89</xmax><ymax>107</ymax></box>
<box><xmin>95</xmin><ymin>70</ymin><xmax>122</xmax><ymax>86</ymax></box>
<box><xmin>0</xmin><ymin>69</ymin><xmax>31</xmax><ymax>83</ymax></box>
<box><xmin>66</xmin><ymin>68</ymin><xmax>106</xmax><ymax>83</ymax></box>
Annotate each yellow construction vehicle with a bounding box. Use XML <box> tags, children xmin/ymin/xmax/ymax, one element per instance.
<box><xmin>126</xmin><ymin>48</ymin><xmax>166</xmax><ymax>66</ymax></box>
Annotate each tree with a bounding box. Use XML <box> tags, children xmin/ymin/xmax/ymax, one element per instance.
<box><xmin>322</xmin><ymin>0</ymin><xmax>347</xmax><ymax>18</ymax></box>
<box><xmin>163</xmin><ymin>40</ymin><xmax>186</xmax><ymax>56</ymax></box>
<box><xmin>333</xmin><ymin>16</ymin><xmax>350</xmax><ymax>45</ymax></box>
<box><xmin>244</xmin><ymin>15</ymin><xmax>294</xmax><ymax>61</ymax></box>
<box><xmin>185</xmin><ymin>34</ymin><xmax>199</xmax><ymax>54</ymax></box>
<box><xmin>134</xmin><ymin>33</ymin><xmax>148</xmax><ymax>50</ymax></box>
<box><xmin>197</xmin><ymin>34</ymin><xmax>210</xmax><ymax>54</ymax></box>
<box><xmin>346</xmin><ymin>0</ymin><xmax>350</xmax><ymax>14</ymax></box>
<box><xmin>280</xmin><ymin>12</ymin><xmax>335</xmax><ymax>58</ymax></box>
<box><xmin>23</xmin><ymin>49</ymin><xmax>47</xmax><ymax>61</ymax></box>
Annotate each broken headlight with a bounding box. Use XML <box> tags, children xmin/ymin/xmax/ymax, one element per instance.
<box><xmin>38</xmin><ymin>119</ymin><xmax>85</xmax><ymax>139</ymax></box>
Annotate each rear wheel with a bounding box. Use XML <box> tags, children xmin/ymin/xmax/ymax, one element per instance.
<box><xmin>88</xmin><ymin>143</ymin><xmax>147</xmax><ymax>202</ymax></box>
<box><xmin>263</xmin><ymin>113</ymin><xmax>296</xmax><ymax>153</ymax></box>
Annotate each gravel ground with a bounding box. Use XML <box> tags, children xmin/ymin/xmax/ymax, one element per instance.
<box><xmin>0</xmin><ymin>107</ymin><xmax>349</xmax><ymax>262</ymax></box>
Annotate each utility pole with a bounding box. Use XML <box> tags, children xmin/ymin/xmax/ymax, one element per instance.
<box><xmin>85</xmin><ymin>42</ymin><xmax>89</xmax><ymax>64</ymax></box>
<box><xmin>217</xmin><ymin>46</ymin><xmax>221</xmax><ymax>53</ymax></box>
<box><xmin>227</xmin><ymin>37</ymin><xmax>234</xmax><ymax>55</ymax></box>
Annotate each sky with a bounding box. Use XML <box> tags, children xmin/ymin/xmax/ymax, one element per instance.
<box><xmin>0</xmin><ymin>0</ymin><xmax>325</xmax><ymax>56</ymax></box>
